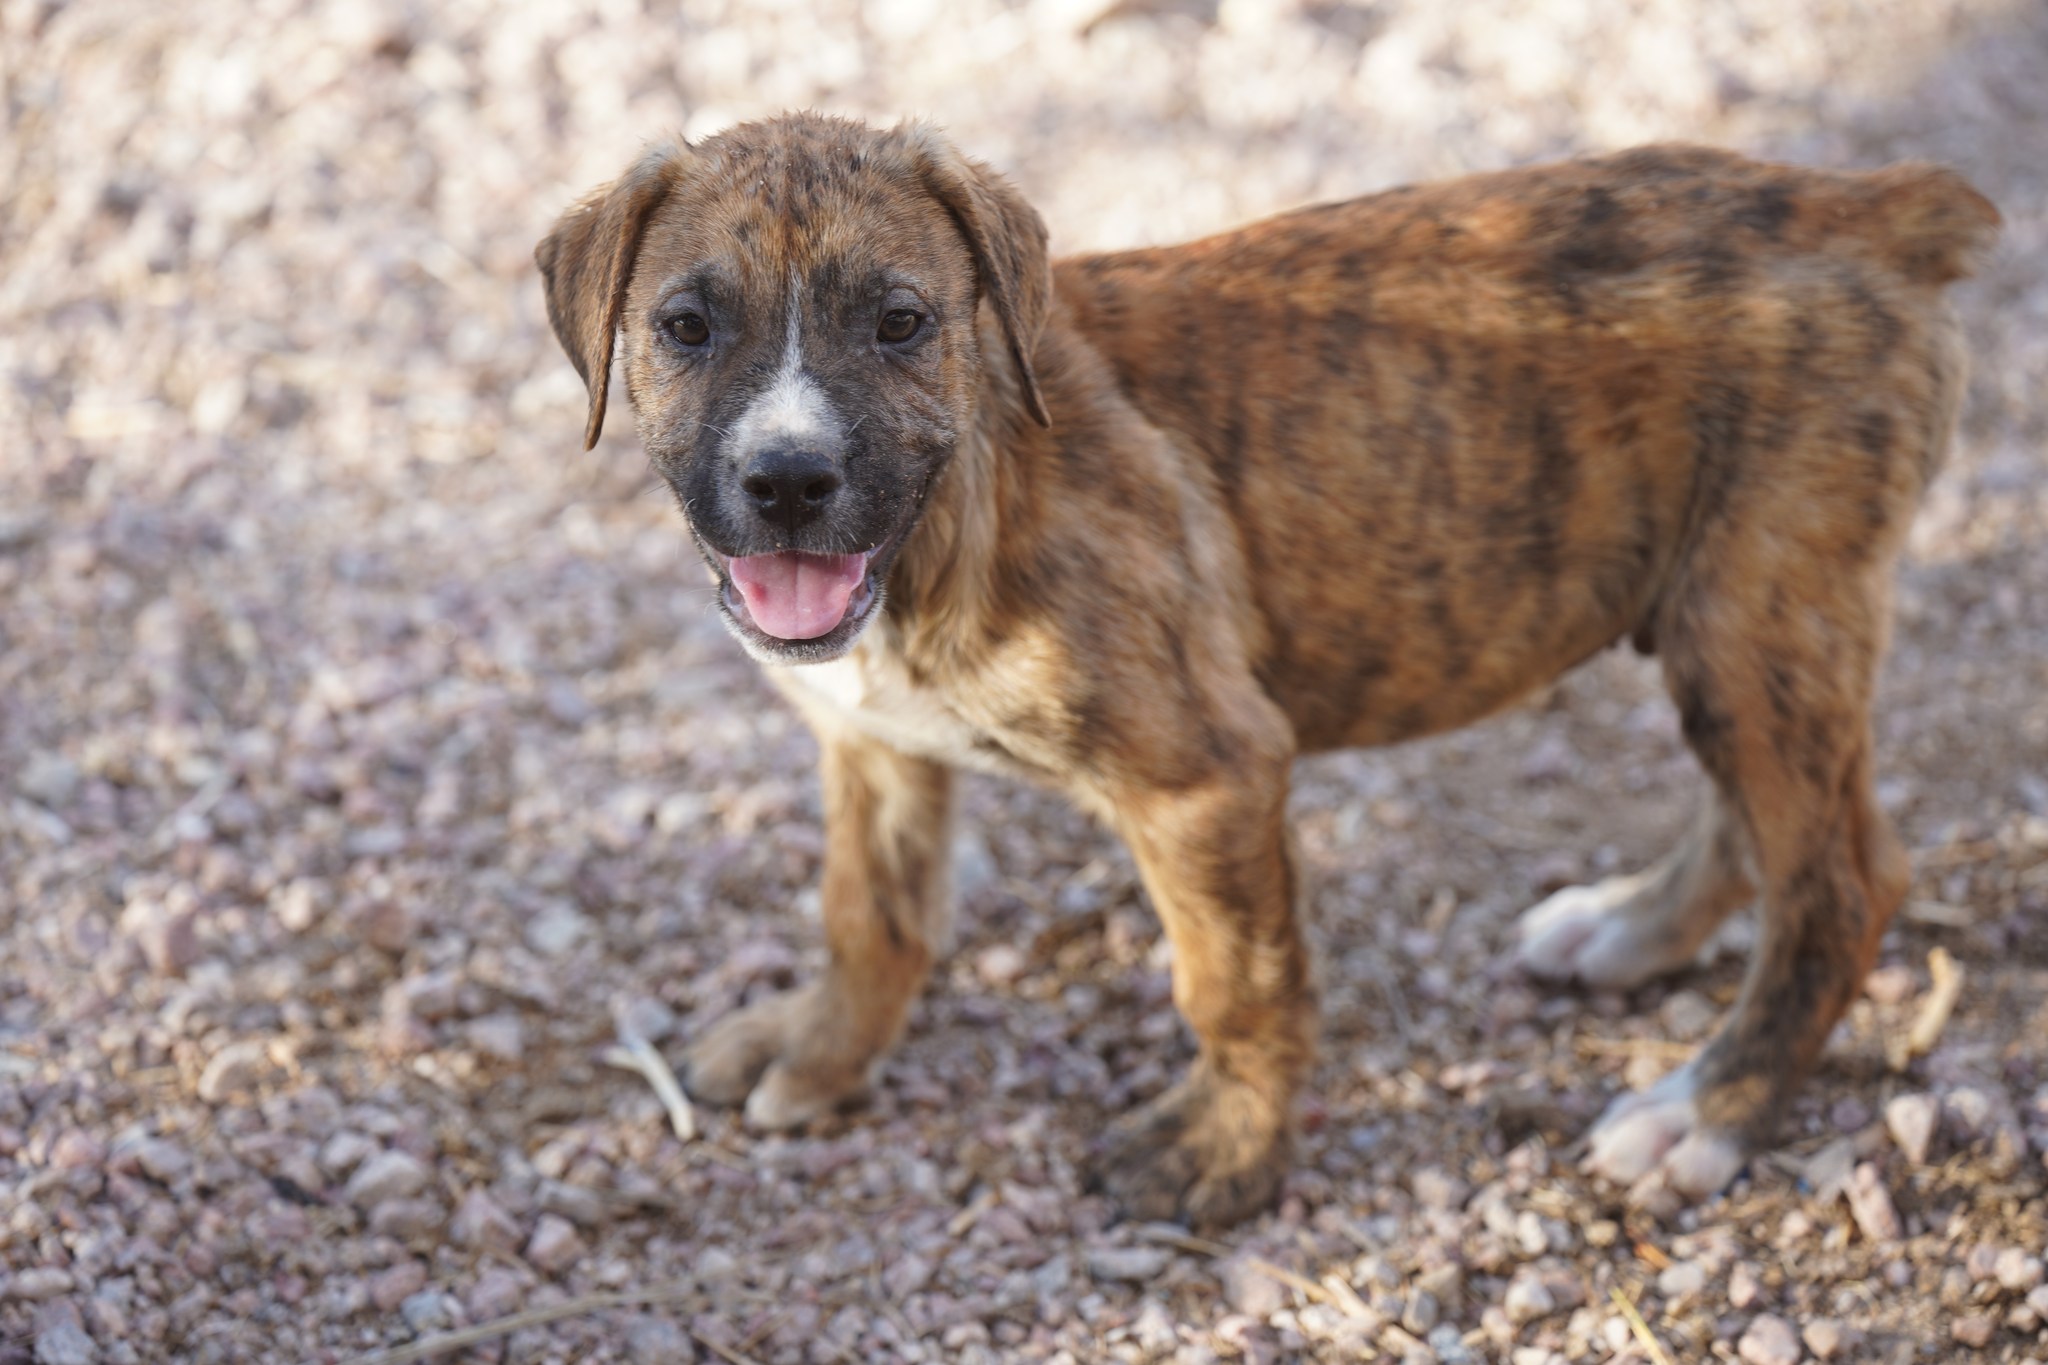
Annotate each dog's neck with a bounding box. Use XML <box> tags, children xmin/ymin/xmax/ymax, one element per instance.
<box><xmin>882</xmin><ymin>308</ymin><xmax>1044</xmax><ymax>672</ymax></box>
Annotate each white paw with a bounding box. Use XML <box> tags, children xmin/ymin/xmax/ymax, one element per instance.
<box><xmin>1514</xmin><ymin>876</ymin><xmax>1675</xmax><ymax>990</ymax></box>
<box><xmin>1583</xmin><ymin>1062</ymin><xmax>1747</xmax><ymax>1196</ymax></box>
<box><xmin>740</xmin><ymin>1061</ymin><xmax>864</xmax><ymax>1131</ymax></box>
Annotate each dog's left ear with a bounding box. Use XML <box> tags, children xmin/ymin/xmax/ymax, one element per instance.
<box><xmin>903</xmin><ymin>126</ymin><xmax>1054</xmax><ymax>429</ymax></box>
<box><xmin>535</xmin><ymin>142</ymin><xmax>685</xmax><ymax>450</ymax></box>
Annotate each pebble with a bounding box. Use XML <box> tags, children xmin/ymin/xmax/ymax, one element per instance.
<box><xmin>1737</xmin><ymin>1314</ymin><xmax>1801</xmax><ymax>1365</ymax></box>
<box><xmin>464</xmin><ymin>1013</ymin><xmax>525</xmax><ymax>1061</ymax></box>
<box><xmin>524</xmin><ymin>903</ymin><xmax>590</xmax><ymax>957</ymax></box>
<box><xmin>626</xmin><ymin>1314</ymin><xmax>691</xmax><ymax>1362</ymax></box>
<box><xmin>451</xmin><ymin>1188</ymin><xmax>522</xmax><ymax>1254</ymax></box>
<box><xmin>1410</xmin><ymin>1166</ymin><xmax>1469</xmax><ymax>1211</ymax></box>
<box><xmin>196</xmin><ymin>1039</ymin><xmax>276</xmax><ymax>1102</ymax></box>
<box><xmin>1085</xmin><ymin>1246</ymin><xmax>1170</xmax><ymax>1283</ymax></box>
<box><xmin>525</xmin><ymin>1214</ymin><xmax>584</xmax><ymax>1273</ymax></box>
<box><xmin>467</xmin><ymin>1267</ymin><xmax>526</xmax><ymax>1322</ymax></box>
<box><xmin>129</xmin><ymin>1138</ymin><xmax>190</xmax><ymax>1183</ymax></box>
<box><xmin>9</xmin><ymin>1267</ymin><xmax>75</xmax><ymax>1301</ymax></box>
<box><xmin>345</xmin><ymin>1150</ymin><xmax>431</xmax><ymax>1208</ymax></box>
<box><xmin>369</xmin><ymin>1197</ymin><xmax>446</xmax><ymax>1239</ymax></box>
<box><xmin>2030</xmin><ymin>1285</ymin><xmax>2048</xmax><ymax>1318</ymax></box>
<box><xmin>401</xmin><ymin>1289</ymin><xmax>458</xmax><ymax>1335</ymax></box>
<box><xmin>123</xmin><ymin>897</ymin><xmax>199</xmax><ymax>978</ymax></box>
<box><xmin>1995</xmin><ymin>1249</ymin><xmax>2044</xmax><ymax>1292</ymax></box>
<box><xmin>48</xmin><ymin>1130</ymin><xmax>107</xmax><ymax>1171</ymax></box>
<box><xmin>1728</xmin><ymin>1261</ymin><xmax>1762</xmax><ymax>1309</ymax></box>
<box><xmin>1950</xmin><ymin>1313</ymin><xmax>1994</xmax><ymax>1348</ymax></box>
<box><xmin>1502</xmin><ymin>1272</ymin><xmax>1555</xmax><ymax>1324</ymax></box>
<box><xmin>33</xmin><ymin>1307</ymin><xmax>97</xmax><ymax>1365</ymax></box>
<box><xmin>974</xmin><ymin>944</ymin><xmax>1027</xmax><ymax>987</ymax></box>
<box><xmin>1802</xmin><ymin>1317</ymin><xmax>1844</xmax><ymax>1359</ymax></box>
<box><xmin>1884</xmin><ymin>1092</ymin><xmax>1939</xmax><ymax>1165</ymax></box>
<box><xmin>370</xmin><ymin>1261</ymin><xmax>428</xmax><ymax>1313</ymax></box>
<box><xmin>1657</xmin><ymin>1260</ymin><xmax>1708</xmax><ymax>1299</ymax></box>
<box><xmin>355</xmin><ymin>898</ymin><xmax>415</xmax><ymax>954</ymax></box>
<box><xmin>1845</xmin><ymin>1162</ymin><xmax>1902</xmax><ymax>1243</ymax></box>
<box><xmin>319</xmin><ymin>1130</ymin><xmax>376</xmax><ymax>1175</ymax></box>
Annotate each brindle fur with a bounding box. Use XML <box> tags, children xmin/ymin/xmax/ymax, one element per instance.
<box><xmin>538</xmin><ymin>116</ymin><xmax>1998</xmax><ymax>1226</ymax></box>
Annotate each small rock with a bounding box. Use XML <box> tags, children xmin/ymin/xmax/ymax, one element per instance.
<box><xmin>47</xmin><ymin>1130</ymin><xmax>106</xmax><ymax>1171</ymax></box>
<box><xmin>130</xmin><ymin>1137</ymin><xmax>190</xmax><ymax>1183</ymax></box>
<box><xmin>1086</xmin><ymin>1245</ymin><xmax>1170</xmax><ymax>1283</ymax></box>
<box><xmin>2029</xmin><ymin>1284</ymin><xmax>2048</xmax><ymax>1318</ymax></box>
<box><xmin>196</xmin><ymin>1039</ymin><xmax>276</xmax><ymax>1102</ymax></box>
<box><xmin>123</xmin><ymin>896</ymin><xmax>199</xmax><ymax>978</ymax></box>
<box><xmin>884</xmin><ymin>1252</ymin><xmax>933</xmax><ymax>1299</ymax></box>
<box><xmin>33</xmin><ymin>1307</ymin><xmax>97</xmax><ymax>1365</ymax></box>
<box><xmin>451</xmin><ymin>1188</ymin><xmax>521</xmax><ymax>1255</ymax></box>
<box><xmin>369</xmin><ymin>1197</ymin><xmax>445</xmax><ymax>1240</ymax></box>
<box><xmin>616</xmin><ymin>996</ymin><xmax>677</xmax><ymax>1044</ymax></box>
<box><xmin>1863</xmin><ymin>963</ymin><xmax>1917</xmax><ymax>1005</ymax></box>
<box><xmin>1845</xmin><ymin>1162</ymin><xmax>1902</xmax><ymax>1243</ymax></box>
<box><xmin>1728</xmin><ymin>1261</ymin><xmax>1762</xmax><ymax>1310</ymax></box>
<box><xmin>1802</xmin><ymin>1317</ymin><xmax>1844</xmax><ymax>1359</ymax></box>
<box><xmin>1994</xmin><ymin>1249</ymin><xmax>2044</xmax><ymax>1292</ymax></box>
<box><xmin>525</xmin><ymin>1214</ymin><xmax>583</xmax><ymax>1273</ymax></box>
<box><xmin>1657</xmin><ymin>1260</ymin><xmax>1708</xmax><ymax>1299</ymax></box>
<box><xmin>1884</xmin><ymin>1092</ymin><xmax>1939</xmax><ymax>1165</ymax></box>
<box><xmin>345</xmin><ymin>1150</ymin><xmax>430</xmax><ymax>1208</ymax></box>
<box><xmin>396</xmin><ymin>969</ymin><xmax>462</xmax><ymax>1021</ymax></box>
<box><xmin>524</xmin><ymin>904</ymin><xmax>589</xmax><ymax>957</ymax></box>
<box><xmin>1950</xmin><ymin>1314</ymin><xmax>1994</xmax><ymax>1348</ymax></box>
<box><xmin>1503</xmin><ymin>1272</ymin><xmax>1555</xmax><ymax>1324</ymax></box>
<box><xmin>356</xmin><ymin>898</ymin><xmax>414</xmax><ymax>954</ymax></box>
<box><xmin>538</xmin><ymin>1179</ymin><xmax>603</xmax><ymax>1227</ymax></box>
<box><xmin>1738</xmin><ymin>1313</ymin><xmax>1801</xmax><ymax>1365</ymax></box>
<box><xmin>370</xmin><ymin>1261</ymin><xmax>428</xmax><ymax>1313</ymax></box>
<box><xmin>467</xmin><ymin>1267</ymin><xmax>526</xmax><ymax>1322</ymax></box>
<box><xmin>1411</xmin><ymin>1166</ymin><xmax>1469</xmax><ymax>1211</ymax></box>
<box><xmin>400</xmin><ymin>1289</ymin><xmax>458</xmax><ymax>1335</ymax></box>
<box><xmin>19</xmin><ymin>752</ymin><xmax>80</xmax><ymax>808</ymax></box>
<box><xmin>974</xmin><ymin>944</ymin><xmax>1027</xmax><ymax>987</ymax></box>
<box><xmin>1401</xmin><ymin>1289</ymin><xmax>1440</xmax><ymax>1335</ymax></box>
<box><xmin>464</xmin><ymin>1013</ymin><xmax>525</xmax><ymax>1062</ymax></box>
<box><xmin>626</xmin><ymin>1313</ymin><xmax>691</xmax><ymax>1362</ymax></box>
<box><xmin>318</xmin><ymin>1130</ymin><xmax>376</xmax><ymax>1176</ymax></box>
<box><xmin>9</xmin><ymin>1268</ymin><xmax>74</xmax><ymax>1301</ymax></box>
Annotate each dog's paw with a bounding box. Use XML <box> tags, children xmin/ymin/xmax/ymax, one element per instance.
<box><xmin>1513</xmin><ymin>876</ymin><xmax>1693</xmax><ymax>990</ymax></box>
<box><xmin>679</xmin><ymin>986</ymin><xmax>870</xmax><ymax>1131</ymax></box>
<box><xmin>1091</xmin><ymin>1067</ymin><xmax>1289</xmax><ymax>1230</ymax></box>
<box><xmin>1582</xmin><ymin>1061</ymin><xmax>1748</xmax><ymax>1198</ymax></box>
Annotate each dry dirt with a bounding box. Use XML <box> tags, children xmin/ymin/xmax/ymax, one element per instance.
<box><xmin>2</xmin><ymin>1</ymin><xmax>2046</xmax><ymax>1362</ymax></box>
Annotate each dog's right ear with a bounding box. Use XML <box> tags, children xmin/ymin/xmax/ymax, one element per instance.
<box><xmin>535</xmin><ymin>143</ymin><xmax>684</xmax><ymax>450</ymax></box>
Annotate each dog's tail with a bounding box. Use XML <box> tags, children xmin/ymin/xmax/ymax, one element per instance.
<box><xmin>1857</xmin><ymin>163</ymin><xmax>2002</xmax><ymax>285</ymax></box>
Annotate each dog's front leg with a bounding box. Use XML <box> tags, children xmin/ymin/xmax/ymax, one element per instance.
<box><xmin>682</xmin><ymin>726</ymin><xmax>952</xmax><ymax>1129</ymax></box>
<box><xmin>1095</xmin><ymin>752</ymin><xmax>1316</xmax><ymax>1228</ymax></box>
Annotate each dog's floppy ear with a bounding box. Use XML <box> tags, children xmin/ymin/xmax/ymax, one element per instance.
<box><xmin>535</xmin><ymin>143</ymin><xmax>684</xmax><ymax>449</ymax></box>
<box><xmin>903</xmin><ymin>126</ymin><xmax>1054</xmax><ymax>429</ymax></box>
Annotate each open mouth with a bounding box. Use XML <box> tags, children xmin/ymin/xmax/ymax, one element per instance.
<box><xmin>719</xmin><ymin>549</ymin><xmax>877</xmax><ymax>643</ymax></box>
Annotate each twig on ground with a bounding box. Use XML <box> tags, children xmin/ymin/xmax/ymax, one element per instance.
<box><xmin>603</xmin><ymin>1000</ymin><xmax>697</xmax><ymax>1141</ymax></box>
<box><xmin>332</xmin><ymin>1286</ymin><xmax>703</xmax><ymax>1365</ymax></box>
<box><xmin>1609</xmin><ymin>1285</ymin><xmax>1675</xmax><ymax>1365</ymax></box>
<box><xmin>1888</xmin><ymin>945</ymin><xmax>1965</xmax><ymax>1070</ymax></box>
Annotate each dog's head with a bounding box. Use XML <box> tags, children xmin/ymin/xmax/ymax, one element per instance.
<box><xmin>536</xmin><ymin>114</ymin><xmax>1051</xmax><ymax>664</ymax></box>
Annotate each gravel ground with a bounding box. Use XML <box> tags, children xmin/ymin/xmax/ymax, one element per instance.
<box><xmin>3</xmin><ymin>1</ymin><xmax>2046</xmax><ymax>1362</ymax></box>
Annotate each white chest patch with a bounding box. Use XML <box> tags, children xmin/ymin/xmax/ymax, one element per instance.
<box><xmin>779</xmin><ymin>650</ymin><xmax>1019</xmax><ymax>776</ymax></box>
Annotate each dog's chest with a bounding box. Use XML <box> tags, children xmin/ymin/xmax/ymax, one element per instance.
<box><xmin>780</xmin><ymin>652</ymin><xmax>1027</xmax><ymax>777</ymax></box>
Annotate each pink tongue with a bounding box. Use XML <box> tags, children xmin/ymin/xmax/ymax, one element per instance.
<box><xmin>728</xmin><ymin>551</ymin><xmax>870</xmax><ymax>640</ymax></box>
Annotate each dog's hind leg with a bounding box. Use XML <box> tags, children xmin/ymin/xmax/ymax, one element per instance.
<box><xmin>1515</xmin><ymin>789</ymin><xmax>1755</xmax><ymax>989</ymax></box>
<box><xmin>1579</xmin><ymin>540</ymin><xmax>1911</xmax><ymax>1196</ymax></box>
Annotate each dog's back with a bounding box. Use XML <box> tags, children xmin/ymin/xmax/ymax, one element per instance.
<box><xmin>1056</xmin><ymin>145</ymin><xmax>2000</xmax><ymax>751</ymax></box>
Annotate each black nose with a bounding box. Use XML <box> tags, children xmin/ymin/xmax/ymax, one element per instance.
<box><xmin>741</xmin><ymin>447</ymin><xmax>842</xmax><ymax>531</ymax></box>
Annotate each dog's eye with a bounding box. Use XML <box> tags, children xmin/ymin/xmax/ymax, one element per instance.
<box><xmin>877</xmin><ymin>310</ymin><xmax>922</xmax><ymax>344</ymax></box>
<box><xmin>668</xmin><ymin>312</ymin><xmax>710</xmax><ymax>347</ymax></box>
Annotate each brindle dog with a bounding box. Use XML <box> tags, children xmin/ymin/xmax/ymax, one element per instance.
<box><xmin>536</xmin><ymin>114</ymin><xmax>1998</xmax><ymax>1227</ymax></box>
